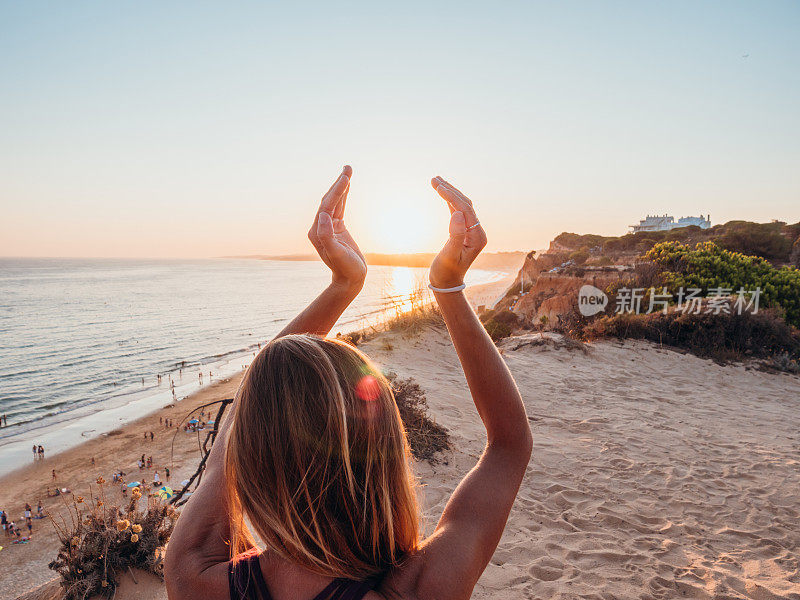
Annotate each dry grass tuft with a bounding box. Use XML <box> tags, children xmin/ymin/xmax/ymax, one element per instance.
<box><xmin>499</xmin><ymin>332</ymin><xmax>589</xmax><ymax>354</ymax></box>
<box><xmin>377</xmin><ymin>285</ymin><xmax>444</xmax><ymax>337</ymax></box>
<box><xmin>47</xmin><ymin>480</ymin><xmax>177</xmax><ymax>600</ymax></box>
<box><xmin>387</xmin><ymin>373</ymin><xmax>451</xmax><ymax>464</ymax></box>
<box><xmin>762</xmin><ymin>351</ymin><xmax>800</xmax><ymax>374</ymax></box>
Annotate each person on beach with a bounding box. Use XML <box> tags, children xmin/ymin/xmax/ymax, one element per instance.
<box><xmin>1</xmin><ymin>510</ymin><xmax>8</xmax><ymax>536</ymax></box>
<box><xmin>166</xmin><ymin>168</ymin><xmax>532</xmax><ymax>600</ymax></box>
<box><xmin>154</xmin><ymin>471</ymin><xmax>161</xmax><ymax>486</ymax></box>
<box><xmin>38</xmin><ymin>445</ymin><xmax>44</xmax><ymax>459</ymax></box>
<box><xmin>51</xmin><ymin>469</ymin><xmax>56</xmax><ymax>480</ymax></box>
<box><xmin>32</xmin><ymin>445</ymin><xmax>37</xmax><ymax>460</ymax></box>
<box><xmin>37</xmin><ymin>501</ymin><xmax>43</xmax><ymax>518</ymax></box>
<box><xmin>165</xmin><ymin>466</ymin><xmax>170</xmax><ymax>481</ymax></box>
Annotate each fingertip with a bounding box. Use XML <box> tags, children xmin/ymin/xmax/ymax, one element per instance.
<box><xmin>449</xmin><ymin>210</ymin><xmax>466</xmax><ymax>236</ymax></box>
<box><xmin>431</xmin><ymin>176</ymin><xmax>443</xmax><ymax>190</ymax></box>
<box><xmin>342</xmin><ymin>165</ymin><xmax>353</xmax><ymax>178</ymax></box>
<box><xmin>318</xmin><ymin>211</ymin><xmax>333</xmax><ymax>233</ymax></box>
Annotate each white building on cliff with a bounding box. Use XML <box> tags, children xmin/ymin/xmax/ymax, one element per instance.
<box><xmin>630</xmin><ymin>214</ymin><xmax>711</xmax><ymax>233</ymax></box>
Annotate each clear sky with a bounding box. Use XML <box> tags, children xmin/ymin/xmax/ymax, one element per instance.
<box><xmin>1</xmin><ymin>1</ymin><xmax>798</xmax><ymax>257</ymax></box>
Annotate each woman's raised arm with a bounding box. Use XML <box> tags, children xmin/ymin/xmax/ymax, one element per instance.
<box><xmin>401</xmin><ymin>177</ymin><xmax>533</xmax><ymax>600</ymax></box>
<box><xmin>275</xmin><ymin>164</ymin><xmax>367</xmax><ymax>338</ymax></box>
<box><xmin>165</xmin><ymin>165</ymin><xmax>366</xmax><ymax>600</ymax></box>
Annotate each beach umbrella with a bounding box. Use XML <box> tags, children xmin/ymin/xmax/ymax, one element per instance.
<box><xmin>127</xmin><ymin>481</ymin><xmax>141</xmax><ymax>488</ymax></box>
<box><xmin>187</xmin><ymin>419</ymin><xmax>199</xmax><ymax>424</ymax></box>
<box><xmin>158</xmin><ymin>486</ymin><xmax>174</xmax><ymax>499</ymax></box>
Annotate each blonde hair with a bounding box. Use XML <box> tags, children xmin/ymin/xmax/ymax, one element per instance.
<box><xmin>225</xmin><ymin>334</ymin><xmax>420</xmax><ymax>579</ymax></box>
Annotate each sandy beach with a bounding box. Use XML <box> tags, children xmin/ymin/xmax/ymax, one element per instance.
<box><xmin>0</xmin><ymin>372</ymin><xmax>246</xmax><ymax>599</ymax></box>
<box><xmin>3</xmin><ymin>315</ymin><xmax>800</xmax><ymax>598</ymax></box>
<box><xmin>2</xmin><ymin>270</ymin><xmax>800</xmax><ymax>600</ymax></box>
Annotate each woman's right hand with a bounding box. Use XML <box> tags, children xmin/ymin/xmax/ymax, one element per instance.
<box><xmin>308</xmin><ymin>165</ymin><xmax>367</xmax><ymax>294</ymax></box>
<box><xmin>388</xmin><ymin>176</ymin><xmax>530</xmax><ymax>600</ymax></box>
<box><xmin>429</xmin><ymin>176</ymin><xmax>487</xmax><ymax>289</ymax></box>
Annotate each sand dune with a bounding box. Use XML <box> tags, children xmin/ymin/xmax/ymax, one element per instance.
<box><xmin>360</xmin><ymin>329</ymin><xmax>800</xmax><ymax>600</ymax></box>
<box><xmin>3</xmin><ymin>326</ymin><xmax>800</xmax><ymax>599</ymax></box>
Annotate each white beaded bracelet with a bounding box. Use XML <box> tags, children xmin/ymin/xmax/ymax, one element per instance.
<box><xmin>428</xmin><ymin>282</ymin><xmax>466</xmax><ymax>293</ymax></box>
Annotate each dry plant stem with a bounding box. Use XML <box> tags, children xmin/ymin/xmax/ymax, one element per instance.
<box><xmin>168</xmin><ymin>398</ymin><xmax>234</xmax><ymax>507</ymax></box>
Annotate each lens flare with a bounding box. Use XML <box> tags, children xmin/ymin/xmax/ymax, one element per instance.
<box><xmin>355</xmin><ymin>375</ymin><xmax>381</xmax><ymax>402</ymax></box>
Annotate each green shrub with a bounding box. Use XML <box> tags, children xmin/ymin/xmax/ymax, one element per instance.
<box><xmin>569</xmin><ymin>248</ymin><xmax>590</xmax><ymax>265</ymax></box>
<box><xmin>645</xmin><ymin>241</ymin><xmax>800</xmax><ymax>327</ymax></box>
<box><xmin>791</xmin><ymin>237</ymin><xmax>800</xmax><ymax>268</ymax></box>
<box><xmin>480</xmin><ymin>308</ymin><xmax>519</xmax><ymax>342</ymax></box>
<box><xmin>716</xmin><ymin>221</ymin><xmax>791</xmax><ymax>261</ymax></box>
<box><xmin>553</xmin><ymin>232</ymin><xmax>609</xmax><ymax>250</ymax></box>
<box><xmin>583</xmin><ymin>309</ymin><xmax>800</xmax><ymax>361</ymax></box>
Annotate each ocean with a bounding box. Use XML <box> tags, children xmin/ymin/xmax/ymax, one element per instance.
<box><xmin>0</xmin><ymin>258</ymin><xmax>504</xmax><ymax>476</ymax></box>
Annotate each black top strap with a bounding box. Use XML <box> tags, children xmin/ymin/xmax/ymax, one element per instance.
<box><xmin>229</xmin><ymin>549</ymin><xmax>271</xmax><ymax>600</ymax></box>
<box><xmin>228</xmin><ymin>551</ymin><xmax>376</xmax><ymax>600</ymax></box>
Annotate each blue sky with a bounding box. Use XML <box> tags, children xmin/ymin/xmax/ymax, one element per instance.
<box><xmin>1</xmin><ymin>1</ymin><xmax>798</xmax><ymax>257</ymax></box>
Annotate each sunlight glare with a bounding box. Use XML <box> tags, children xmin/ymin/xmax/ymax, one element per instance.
<box><xmin>390</xmin><ymin>267</ymin><xmax>419</xmax><ymax>298</ymax></box>
<box><xmin>384</xmin><ymin>267</ymin><xmax>429</xmax><ymax>315</ymax></box>
<box><xmin>366</xmin><ymin>191</ymin><xmax>444</xmax><ymax>254</ymax></box>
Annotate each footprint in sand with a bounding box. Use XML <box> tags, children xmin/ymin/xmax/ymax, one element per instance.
<box><xmin>528</xmin><ymin>558</ymin><xmax>565</xmax><ymax>582</ymax></box>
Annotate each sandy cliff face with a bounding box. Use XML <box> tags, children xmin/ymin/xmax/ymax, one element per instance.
<box><xmin>512</xmin><ymin>271</ymin><xmax>627</xmax><ymax>324</ymax></box>
<box><xmin>503</xmin><ymin>249</ymin><xmax>633</xmax><ymax>325</ymax></box>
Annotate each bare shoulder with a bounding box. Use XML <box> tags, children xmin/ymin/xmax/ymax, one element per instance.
<box><xmin>165</xmin><ymin>558</ymin><xmax>229</xmax><ymax>600</ymax></box>
<box><xmin>373</xmin><ymin>543</ymin><xmax>432</xmax><ymax>600</ymax></box>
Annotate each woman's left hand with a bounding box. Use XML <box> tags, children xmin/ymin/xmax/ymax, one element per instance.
<box><xmin>308</xmin><ymin>165</ymin><xmax>367</xmax><ymax>293</ymax></box>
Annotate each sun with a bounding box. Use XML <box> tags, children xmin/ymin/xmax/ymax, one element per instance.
<box><xmin>367</xmin><ymin>194</ymin><xmax>445</xmax><ymax>254</ymax></box>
